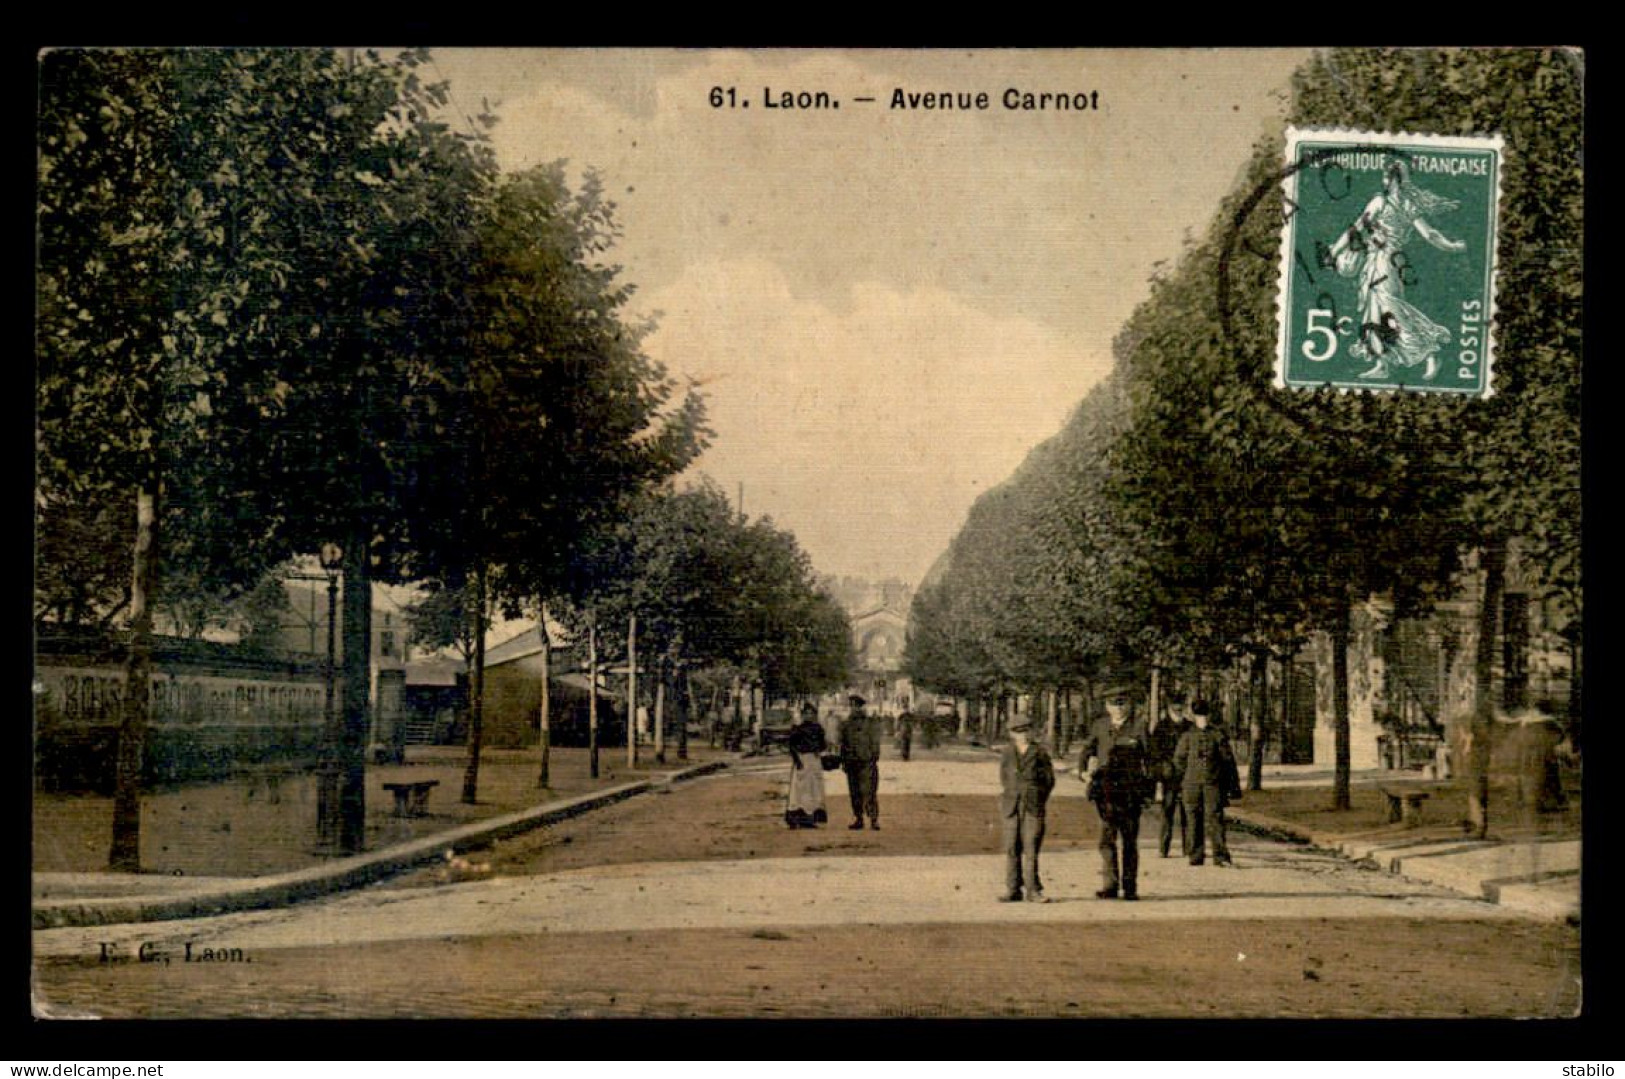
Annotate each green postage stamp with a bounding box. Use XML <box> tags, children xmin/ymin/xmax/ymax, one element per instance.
<box><xmin>1275</xmin><ymin>128</ymin><xmax>1504</xmax><ymax>396</ymax></box>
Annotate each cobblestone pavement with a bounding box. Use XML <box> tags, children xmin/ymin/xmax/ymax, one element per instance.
<box><xmin>32</xmin><ymin>763</ymin><xmax>1581</xmax><ymax>1019</ymax></box>
<box><xmin>34</xmin><ymin>915</ymin><xmax>1579</xmax><ymax>1020</ymax></box>
<box><xmin>31</xmin><ymin>835</ymin><xmax>1527</xmax><ymax>964</ymax></box>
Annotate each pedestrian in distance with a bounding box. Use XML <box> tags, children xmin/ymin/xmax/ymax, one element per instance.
<box><xmin>784</xmin><ymin>703</ymin><xmax>829</xmax><ymax>829</ymax></box>
<box><xmin>1171</xmin><ymin>698</ymin><xmax>1240</xmax><ymax>866</ymax></box>
<box><xmin>839</xmin><ymin>694</ymin><xmax>883</xmax><ymax>830</ymax></box>
<box><xmin>997</xmin><ymin>715</ymin><xmax>1056</xmax><ymax>903</ymax></box>
<box><xmin>1147</xmin><ymin>690</ymin><xmax>1190</xmax><ymax>858</ymax></box>
<box><xmin>897</xmin><ymin>702</ymin><xmax>915</xmax><ymax>762</ymax></box>
<box><xmin>1077</xmin><ymin>683</ymin><xmax>1152</xmax><ymax>900</ymax></box>
<box><xmin>922</xmin><ymin>707</ymin><xmax>941</xmax><ymax>750</ymax></box>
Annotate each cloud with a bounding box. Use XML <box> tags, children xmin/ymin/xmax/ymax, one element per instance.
<box><xmin>644</xmin><ymin>258</ymin><xmax>1111</xmax><ymax>581</ymax></box>
<box><xmin>427</xmin><ymin>47</ymin><xmax>1309</xmax><ymax>581</ymax></box>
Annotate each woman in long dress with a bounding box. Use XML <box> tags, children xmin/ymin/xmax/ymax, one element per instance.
<box><xmin>785</xmin><ymin>704</ymin><xmax>829</xmax><ymax>829</ymax></box>
<box><xmin>1330</xmin><ymin>158</ymin><xmax>1467</xmax><ymax>381</ymax></box>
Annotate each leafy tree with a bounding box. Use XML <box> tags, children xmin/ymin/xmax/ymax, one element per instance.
<box><xmin>560</xmin><ymin>481</ymin><xmax>850</xmax><ymax>759</ymax></box>
<box><xmin>39</xmin><ymin>48</ymin><xmax>282</xmax><ymax>867</ymax></box>
<box><xmin>907</xmin><ymin>50</ymin><xmax>1579</xmax><ymax>818</ymax></box>
<box><xmin>407</xmin><ymin>582</ymin><xmax>479</xmax><ymax>670</ymax></box>
<box><xmin>38</xmin><ymin>47</ymin><xmax>495</xmax><ymax>860</ymax></box>
<box><xmin>1282</xmin><ymin>48</ymin><xmax>1582</xmax><ymax>826</ymax></box>
<box><xmin>409</xmin><ymin>163</ymin><xmax>709</xmax><ymax>802</ymax></box>
<box><xmin>34</xmin><ymin>488</ymin><xmax>133</xmax><ymax>627</ymax></box>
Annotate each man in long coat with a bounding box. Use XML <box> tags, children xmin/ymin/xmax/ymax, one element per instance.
<box><xmin>1077</xmin><ymin>684</ymin><xmax>1152</xmax><ymax>900</ymax></box>
<box><xmin>839</xmin><ymin>694</ymin><xmax>883</xmax><ymax>830</ymax></box>
<box><xmin>998</xmin><ymin>715</ymin><xmax>1056</xmax><ymax>903</ymax></box>
<box><xmin>1146</xmin><ymin>690</ymin><xmax>1189</xmax><ymax>858</ymax></box>
<box><xmin>1171</xmin><ymin>698</ymin><xmax>1240</xmax><ymax>866</ymax></box>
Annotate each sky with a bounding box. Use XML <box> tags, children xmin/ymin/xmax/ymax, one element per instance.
<box><xmin>429</xmin><ymin>48</ymin><xmax>1311</xmax><ymax>586</ymax></box>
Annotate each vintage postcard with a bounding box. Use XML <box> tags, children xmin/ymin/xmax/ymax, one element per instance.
<box><xmin>32</xmin><ymin>47</ymin><xmax>1581</xmax><ymax>1026</ymax></box>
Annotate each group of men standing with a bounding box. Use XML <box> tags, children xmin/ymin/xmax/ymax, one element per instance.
<box><xmin>1000</xmin><ymin>684</ymin><xmax>1242</xmax><ymax>903</ymax></box>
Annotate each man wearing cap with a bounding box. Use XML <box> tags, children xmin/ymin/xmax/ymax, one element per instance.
<box><xmin>839</xmin><ymin>694</ymin><xmax>883</xmax><ymax>830</ymax></box>
<box><xmin>1077</xmin><ymin>684</ymin><xmax>1152</xmax><ymax>900</ymax></box>
<box><xmin>1147</xmin><ymin>690</ymin><xmax>1190</xmax><ymax>859</ymax></box>
<box><xmin>1172</xmin><ymin>698</ymin><xmax>1238</xmax><ymax>866</ymax></box>
<box><xmin>998</xmin><ymin>715</ymin><xmax>1056</xmax><ymax>902</ymax></box>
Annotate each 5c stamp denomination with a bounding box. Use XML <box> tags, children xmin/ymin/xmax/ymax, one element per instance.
<box><xmin>1275</xmin><ymin>128</ymin><xmax>1504</xmax><ymax>396</ymax></box>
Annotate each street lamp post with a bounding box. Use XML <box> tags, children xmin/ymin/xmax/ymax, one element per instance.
<box><xmin>315</xmin><ymin>543</ymin><xmax>344</xmax><ymax>850</ymax></box>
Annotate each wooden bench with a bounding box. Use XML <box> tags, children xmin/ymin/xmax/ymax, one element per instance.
<box><xmin>382</xmin><ymin>779</ymin><xmax>440</xmax><ymax>818</ymax></box>
<box><xmin>1380</xmin><ymin>786</ymin><xmax>1430</xmax><ymax>827</ymax></box>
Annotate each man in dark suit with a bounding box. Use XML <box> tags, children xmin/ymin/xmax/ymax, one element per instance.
<box><xmin>839</xmin><ymin>694</ymin><xmax>883</xmax><ymax>830</ymax></box>
<box><xmin>1171</xmin><ymin>698</ymin><xmax>1239</xmax><ymax>866</ymax></box>
<box><xmin>1077</xmin><ymin>684</ymin><xmax>1152</xmax><ymax>900</ymax></box>
<box><xmin>1146</xmin><ymin>690</ymin><xmax>1189</xmax><ymax>858</ymax></box>
<box><xmin>997</xmin><ymin>715</ymin><xmax>1055</xmax><ymax>903</ymax></box>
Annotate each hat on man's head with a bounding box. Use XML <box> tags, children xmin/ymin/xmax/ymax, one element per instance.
<box><xmin>1008</xmin><ymin>717</ymin><xmax>1034</xmax><ymax>733</ymax></box>
<box><xmin>801</xmin><ymin>702</ymin><xmax>819</xmax><ymax>716</ymax></box>
<box><xmin>847</xmin><ymin>694</ymin><xmax>866</xmax><ymax>707</ymax></box>
<box><xmin>1190</xmin><ymin>698</ymin><xmax>1212</xmax><ymax>717</ymax></box>
<box><xmin>1165</xmin><ymin>689</ymin><xmax>1188</xmax><ymax>706</ymax></box>
<box><xmin>1101</xmin><ymin>683</ymin><xmax>1135</xmax><ymax>704</ymax></box>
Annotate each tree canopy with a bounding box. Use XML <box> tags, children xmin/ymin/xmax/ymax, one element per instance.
<box><xmin>905</xmin><ymin>48</ymin><xmax>1581</xmax><ymax>811</ymax></box>
<box><xmin>560</xmin><ymin>481</ymin><xmax>852</xmax><ymax>701</ymax></box>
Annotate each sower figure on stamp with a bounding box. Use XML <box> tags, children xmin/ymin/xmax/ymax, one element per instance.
<box><xmin>1077</xmin><ymin>683</ymin><xmax>1152</xmax><ymax>900</ymax></box>
<box><xmin>997</xmin><ymin>715</ymin><xmax>1055</xmax><ymax>903</ymax></box>
<box><xmin>1147</xmin><ymin>690</ymin><xmax>1189</xmax><ymax>858</ymax></box>
<box><xmin>1171</xmin><ymin>698</ymin><xmax>1240</xmax><ymax>866</ymax></box>
<box><xmin>839</xmin><ymin>694</ymin><xmax>882</xmax><ymax>830</ymax></box>
<box><xmin>1329</xmin><ymin>157</ymin><xmax>1466</xmax><ymax>382</ymax></box>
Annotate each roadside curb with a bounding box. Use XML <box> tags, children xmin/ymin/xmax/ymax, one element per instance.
<box><xmin>33</xmin><ymin>759</ymin><xmax>732</xmax><ymax>931</ymax></box>
<box><xmin>1224</xmin><ymin>808</ymin><xmax>1315</xmax><ymax>847</ymax></box>
<box><xmin>1227</xmin><ymin>807</ymin><xmax>1579</xmax><ymax>923</ymax></box>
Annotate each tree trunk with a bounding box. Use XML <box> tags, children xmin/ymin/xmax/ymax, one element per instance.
<box><xmin>1045</xmin><ymin>687</ymin><xmax>1058</xmax><ymax>747</ymax></box>
<box><xmin>1332</xmin><ymin>593</ymin><xmax>1353</xmax><ymax>811</ymax></box>
<box><xmin>317</xmin><ymin>564</ymin><xmax>343</xmax><ymax>849</ymax></box>
<box><xmin>708</xmin><ymin>684</ymin><xmax>720</xmax><ymax>747</ymax></box>
<box><xmin>1149</xmin><ymin>665</ymin><xmax>1162</xmax><ymax>729</ymax></box>
<box><xmin>626</xmin><ymin>614</ymin><xmax>638</xmax><ymax>769</ymax></box>
<box><xmin>1249</xmin><ymin>651</ymin><xmax>1267</xmax><ymax>792</ymax></box>
<box><xmin>654</xmin><ymin>657</ymin><xmax>667</xmax><ymax>764</ymax></box>
<box><xmin>109</xmin><ymin>485</ymin><xmax>156</xmax><ymax>871</ymax></box>
<box><xmin>1053</xmin><ymin>685</ymin><xmax>1066</xmax><ymax>754</ymax></box>
<box><xmin>1469</xmin><ymin>540</ymin><xmax>1506</xmax><ymax>838</ymax></box>
<box><xmin>588</xmin><ymin>622</ymin><xmax>599</xmax><ymax>779</ymax></box>
<box><xmin>339</xmin><ymin>531</ymin><xmax>372</xmax><ymax>852</ymax></box>
<box><xmin>461</xmin><ymin>561</ymin><xmax>488</xmax><ymax>805</ymax></box>
<box><xmin>1567</xmin><ymin>628</ymin><xmax>1582</xmax><ymax>753</ymax></box>
<box><xmin>1280</xmin><ymin>656</ymin><xmax>1293</xmax><ymax>764</ymax></box>
<box><xmin>537</xmin><ymin>610</ymin><xmax>551</xmax><ymax>789</ymax></box>
<box><xmin>678</xmin><ymin>663</ymin><xmax>691</xmax><ymax>761</ymax></box>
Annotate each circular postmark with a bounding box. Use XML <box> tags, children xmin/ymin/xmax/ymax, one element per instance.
<box><xmin>1215</xmin><ymin>128</ymin><xmax>1504</xmax><ymax>432</ymax></box>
